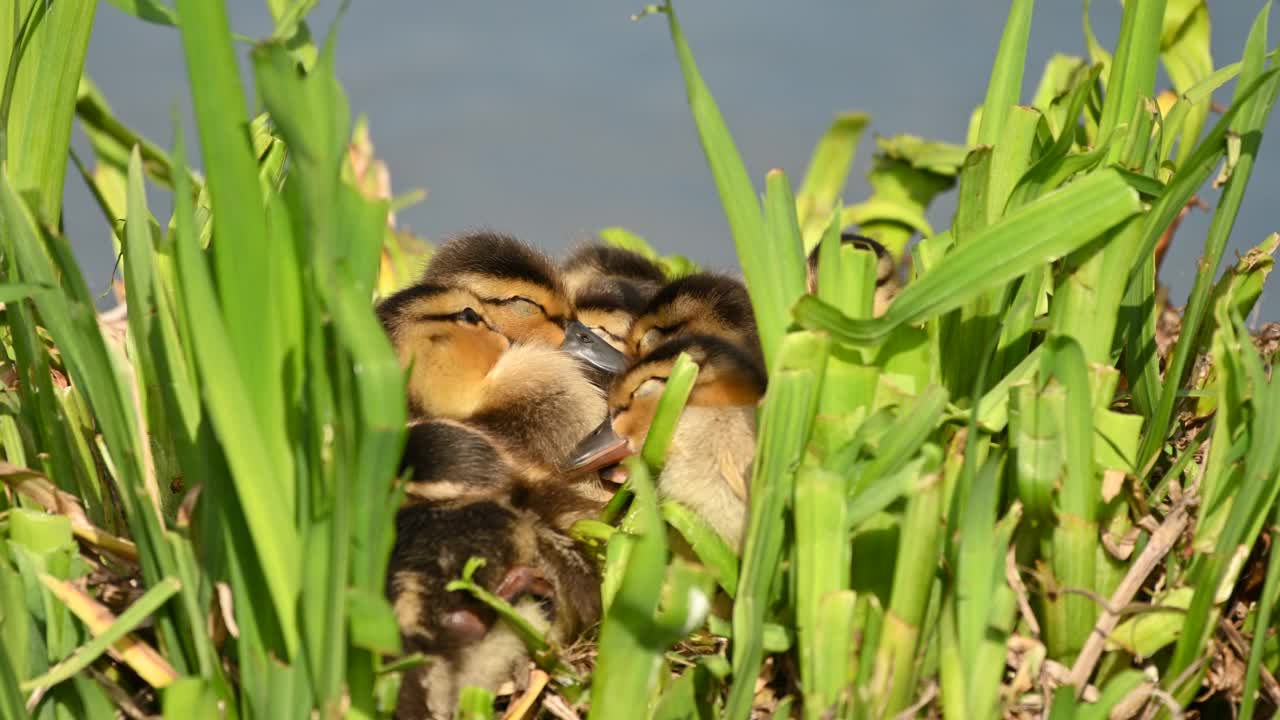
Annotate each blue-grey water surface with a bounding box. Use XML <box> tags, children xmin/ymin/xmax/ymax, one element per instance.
<box><xmin>65</xmin><ymin>2</ymin><xmax>1279</xmax><ymax>319</ymax></box>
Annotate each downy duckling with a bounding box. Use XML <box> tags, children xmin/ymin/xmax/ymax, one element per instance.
<box><xmin>420</xmin><ymin>231</ymin><xmax>572</xmax><ymax>347</ymax></box>
<box><xmin>397</xmin><ymin>416</ymin><xmax>609</xmax><ymax>532</ymax></box>
<box><xmin>560</xmin><ymin>244</ymin><xmax>666</xmax><ymax>381</ymax></box>
<box><xmin>389</xmin><ymin>499</ymin><xmax>601</xmax><ymax>720</ymax></box>
<box><xmin>806</xmin><ymin>231</ymin><xmax>900</xmax><ymax>317</ymax></box>
<box><xmin>376</xmin><ymin>282</ymin><xmax>607</xmax><ymax>485</ymax></box>
<box><xmin>560</xmin><ymin>242</ymin><xmax>667</xmax><ymax>302</ymax></box>
<box><xmin>565</xmin><ymin>334</ymin><xmax>767</xmax><ymax>550</ymax></box>
<box><xmin>625</xmin><ymin>272</ymin><xmax>763</xmax><ymax>368</ymax></box>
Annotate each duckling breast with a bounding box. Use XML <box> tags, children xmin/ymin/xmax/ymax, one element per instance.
<box><xmin>660</xmin><ymin>405</ymin><xmax>756</xmax><ymax>550</ymax></box>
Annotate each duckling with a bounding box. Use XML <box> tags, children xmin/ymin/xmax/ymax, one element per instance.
<box><xmin>625</xmin><ymin>272</ymin><xmax>762</xmax><ymax>368</ymax></box>
<box><xmin>565</xmin><ymin>334</ymin><xmax>767</xmax><ymax>550</ymax></box>
<box><xmin>560</xmin><ymin>242</ymin><xmax>668</xmax><ymax>301</ymax></box>
<box><xmin>389</xmin><ymin>499</ymin><xmax>601</xmax><ymax>720</ymax></box>
<box><xmin>376</xmin><ymin>282</ymin><xmax>607</xmax><ymax>485</ymax></box>
<box><xmin>561</xmin><ymin>280</ymin><xmax>655</xmax><ymax>383</ymax></box>
<box><xmin>806</xmin><ymin>231</ymin><xmax>901</xmax><ymax>317</ymax></box>
<box><xmin>559</xmin><ymin>244</ymin><xmax>667</xmax><ymax>381</ymax></box>
<box><xmin>419</xmin><ymin>231</ymin><xmax>572</xmax><ymax>346</ymax></box>
<box><xmin>397</xmin><ymin>415</ymin><xmax>609</xmax><ymax>532</ymax></box>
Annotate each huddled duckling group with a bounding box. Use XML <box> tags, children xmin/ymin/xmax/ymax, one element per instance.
<box><xmin>376</xmin><ymin>230</ymin><xmax>899</xmax><ymax>719</ymax></box>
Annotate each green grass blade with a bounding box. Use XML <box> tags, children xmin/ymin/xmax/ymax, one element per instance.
<box><xmin>169</xmin><ymin>117</ymin><xmax>300</xmax><ymax>657</ymax></box>
<box><xmin>795</xmin><ymin>465</ymin><xmax>850</xmax><ymax>720</ymax></box>
<box><xmin>2</xmin><ymin>0</ymin><xmax>95</xmax><ymax>222</ymax></box>
<box><xmin>1136</xmin><ymin>10</ymin><xmax>1280</xmax><ymax>474</ymax></box>
<box><xmin>21</xmin><ymin>577</ymin><xmax>180</xmax><ymax>691</ymax></box>
<box><xmin>587</xmin><ymin>457</ymin><xmax>668</xmax><ymax>720</ymax></box>
<box><xmin>795</xmin><ymin>169</ymin><xmax>1143</xmax><ymax>344</ymax></box>
<box><xmin>174</xmin><ymin>0</ymin><xmax>284</xmax><ymax>455</ymax></box>
<box><xmin>975</xmin><ymin>0</ymin><xmax>1034</xmax><ymax>147</ymax></box>
<box><xmin>641</xmin><ymin>353</ymin><xmax>698</xmax><ymax>470</ymax></box>
<box><xmin>1096</xmin><ymin>0</ymin><xmax>1165</xmax><ymax>160</ymax></box>
<box><xmin>726</xmin><ymin>332</ymin><xmax>828</xmax><ymax>720</ymax></box>
<box><xmin>656</xmin><ymin>1</ymin><xmax>787</xmax><ymax>370</ymax></box>
<box><xmin>797</xmin><ymin>112</ymin><xmax>869</xmax><ymax>248</ymax></box>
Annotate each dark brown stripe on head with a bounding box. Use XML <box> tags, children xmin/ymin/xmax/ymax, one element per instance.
<box><xmin>563</xmin><ymin>243</ymin><xmax>667</xmax><ymax>286</ymax></box>
<box><xmin>375</xmin><ymin>282</ymin><xmax>459</xmax><ymax>332</ymax></box>
<box><xmin>643</xmin><ymin>273</ymin><xmax>755</xmax><ymax>333</ymax></box>
<box><xmin>625</xmin><ymin>333</ymin><xmax>767</xmax><ymax>396</ymax></box>
<box><xmin>573</xmin><ymin>280</ymin><xmax>652</xmax><ymax>316</ymax></box>
<box><xmin>423</xmin><ymin>231</ymin><xmax>563</xmax><ymax>291</ymax></box>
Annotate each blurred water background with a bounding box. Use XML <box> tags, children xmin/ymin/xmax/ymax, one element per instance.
<box><xmin>66</xmin><ymin>1</ymin><xmax>1279</xmax><ymax>318</ymax></box>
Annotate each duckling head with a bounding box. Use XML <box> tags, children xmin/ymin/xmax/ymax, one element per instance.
<box><xmin>625</xmin><ymin>272</ymin><xmax>762</xmax><ymax>364</ymax></box>
<box><xmin>560</xmin><ymin>278</ymin><xmax>653</xmax><ymax>381</ymax></box>
<box><xmin>806</xmin><ymin>231</ymin><xmax>900</xmax><ymax>317</ymax></box>
<box><xmin>561</xmin><ymin>242</ymin><xmax>668</xmax><ymax>297</ymax></box>
<box><xmin>422</xmin><ymin>231</ymin><xmax>572</xmax><ymax>346</ymax></box>
<box><xmin>565</xmin><ymin>333</ymin><xmax>767</xmax><ymax>475</ymax></box>
<box><xmin>377</xmin><ymin>283</ymin><xmax>509</xmax><ymax>418</ymax></box>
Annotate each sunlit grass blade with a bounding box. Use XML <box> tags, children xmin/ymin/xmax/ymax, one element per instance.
<box><xmin>22</xmin><ymin>576</ymin><xmax>180</xmax><ymax>692</ymax></box>
<box><xmin>868</xmin><ymin>445</ymin><xmax>942</xmax><ymax>715</ymax></box>
<box><xmin>1240</xmin><ymin>503</ymin><xmax>1280</xmax><ymax>720</ymax></box>
<box><xmin>169</xmin><ymin>118</ymin><xmax>300</xmax><ymax>657</ymax></box>
<box><xmin>653</xmin><ymin>1</ymin><xmax>791</xmax><ymax>370</ymax></box>
<box><xmin>2</xmin><ymin>0</ymin><xmax>95</xmax><ymax>221</ymax></box>
<box><xmin>726</xmin><ymin>332</ymin><xmax>828</xmax><ymax>720</ymax></box>
<box><xmin>174</xmin><ymin>0</ymin><xmax>286</xmax><ymax>464</ymax></box>
<box><xmin>1095</xmin><ymin>0</ymin><xmax>1165</xmax><ymax>164</ymax></box>
<box><xmin>795</xmin><ymin>169</ymin><xmax>1144</xmax><ymax>344</ymax></box>
<box><xmin>587</xmin><ymin>457</ymin><xmax>668</xmax><ymax>720</ymax></box>
<box><xmin>974</xmin><ymin>0</ymin><xmax>1034</xmax><ymax>147</ymax></box>
<box><xmin>1136</xmin><ymin>7</ymin><xmax>1280</xmax><ymax>474</ymax></box>
<box><xmin>797</xmin><ymin>112</ymin><xmax>869</xmax><ymax>248</ymax></box>
<box><xmin>35</xmin><ymin>574</ymin><xmax>179</xmax><ymax>689</ymax></box>
<box><xmin>794</xmin><ymin>465</ymin><xmax>850</xmax><ymax>719</ymax></box>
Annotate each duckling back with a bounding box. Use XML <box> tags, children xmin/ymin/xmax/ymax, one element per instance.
<box><xmin>389</xmin><ymin>498</ymin><xmax>601</xmax><ymax>720</ymax></box>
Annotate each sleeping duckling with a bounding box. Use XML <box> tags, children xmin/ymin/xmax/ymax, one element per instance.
<box><xmin>625</xmin><ymin>272</ymin><xmax>762</xmax><ymax>368</ymax></box>
<box><xmin>389</xmin><ymin>499</ymin><xmax>601</xmax><ymax>720</ymax></box>
<box><xmin>376</xmin><ymin>282</ymin><xmax>606</xmax><ymax>484</ymax></box>
<box><xmin>397</xmin><ymin>416</ymin><xmax>608</xmax><ymax>532</ymax></box>
<box><xmin>420</xmin><ymin>230</ymin><xmax>572</xmax><ymax>347</ymax></box>
<box><xmin>560</xmin><ymin>244</ymin><xmax>666</xmax><ymax>381</ymax></box>
<box><xmin>560</xmin><ymin>242</ymin><xmax>667</xmax><ymax>302</ymax></box>
<box><xmin>806</xmin><ymin>231</ymin><xmax>901</xmax><ymax>317</ymax></box>
<box><xmin>565</xmin><ymin>334</ymin><xmax>767</xmax><ymax>550</ymax></box>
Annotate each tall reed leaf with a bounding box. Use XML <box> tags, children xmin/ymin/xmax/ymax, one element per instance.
<box><xmin>796</xmin><ymin>169</ymin><xmax>1144</xmax><ymax>344</ymax></box>
<box><xmin>655</xmin><ymin>1</ymin><xmax>791</xmax><ymax>370</ymax></box>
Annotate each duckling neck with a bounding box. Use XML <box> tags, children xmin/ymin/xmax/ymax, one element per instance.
<box><xmin>659</xmin><ymin>404</ymin><xmax>756</xmax><ymax>550</ymax></box>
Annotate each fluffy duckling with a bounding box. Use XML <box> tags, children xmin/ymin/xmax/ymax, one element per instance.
<box><xmin>389</xmin><ymin>499</ymin><xmax>600</xmax><ymax>720</ymax></box>
<box><xmin>625</xmin><ymin>272</ymin><xmax>762</xmax><ymax>368</ymax></box>
<box><xmin>565</xmin><ymin>334</ymin><xmax>767</xmax><ymax>550</ymax></box>
<box><xmin>376</xmin><ymin>282</ymin><xmax>607</xmax><ymax>484</ymax></box>
<box><xmin>560</xmin><ymin>242</ymin><xmax>667</xmax><ymax>302</ymax></box>
<box><xmin>560</xmin><ymin>244</ymin><xmax>667</xmax><ymax>381</ymax></box>
<box><xmin>806</xmin><ymin>231</ymin><xmax>901</xmax><ymax>317</ymax></box>
<box><xmin>420</xmin><ymin>231</ymin><xmax>572</xmax><ymax>347</ymax></box>
<box><xmin>397</xmin><ymin>416</ymin><xmax>608</xmax><ymax>532</ymax></box>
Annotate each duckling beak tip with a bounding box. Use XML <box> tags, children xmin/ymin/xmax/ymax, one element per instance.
<box><xmin>560</xmin><ymin>321</ymin><xmax>629</xmax><ymax>376</ymax></box>
<box><xmin>564</xmin><ymin>418</ymin><xmax>633</xmax><ymax>475</ymax></box>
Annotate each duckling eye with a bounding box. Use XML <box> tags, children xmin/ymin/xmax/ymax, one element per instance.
<box><xmin>507</xmin><ymin>297</ymin><xmax>542</xmax><ymax>317</ymax></box>
<box><xmin>632</xmin><ymin>377</ymin><xmax>666</xmax><ymax>399</ymax></box>
<box><xmin>459</xmin><ymin>307</ymin><xmax>484</xmax><ymax>326</ymax></box>
<box><xmin>640</xmin><ymin>328</ymin><xmax>664</xmax><ymax>352</ymax></box>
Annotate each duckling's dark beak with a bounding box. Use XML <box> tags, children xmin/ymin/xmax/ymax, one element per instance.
<box><xmin>564</xmin><ymin>418</ymin><xmax>633</xmax><ymax>476</ymax></box>
<box><xmin>560</xmin><ymin>321</ymin><xmax>628</xmax><ymax>377</ymax></box>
